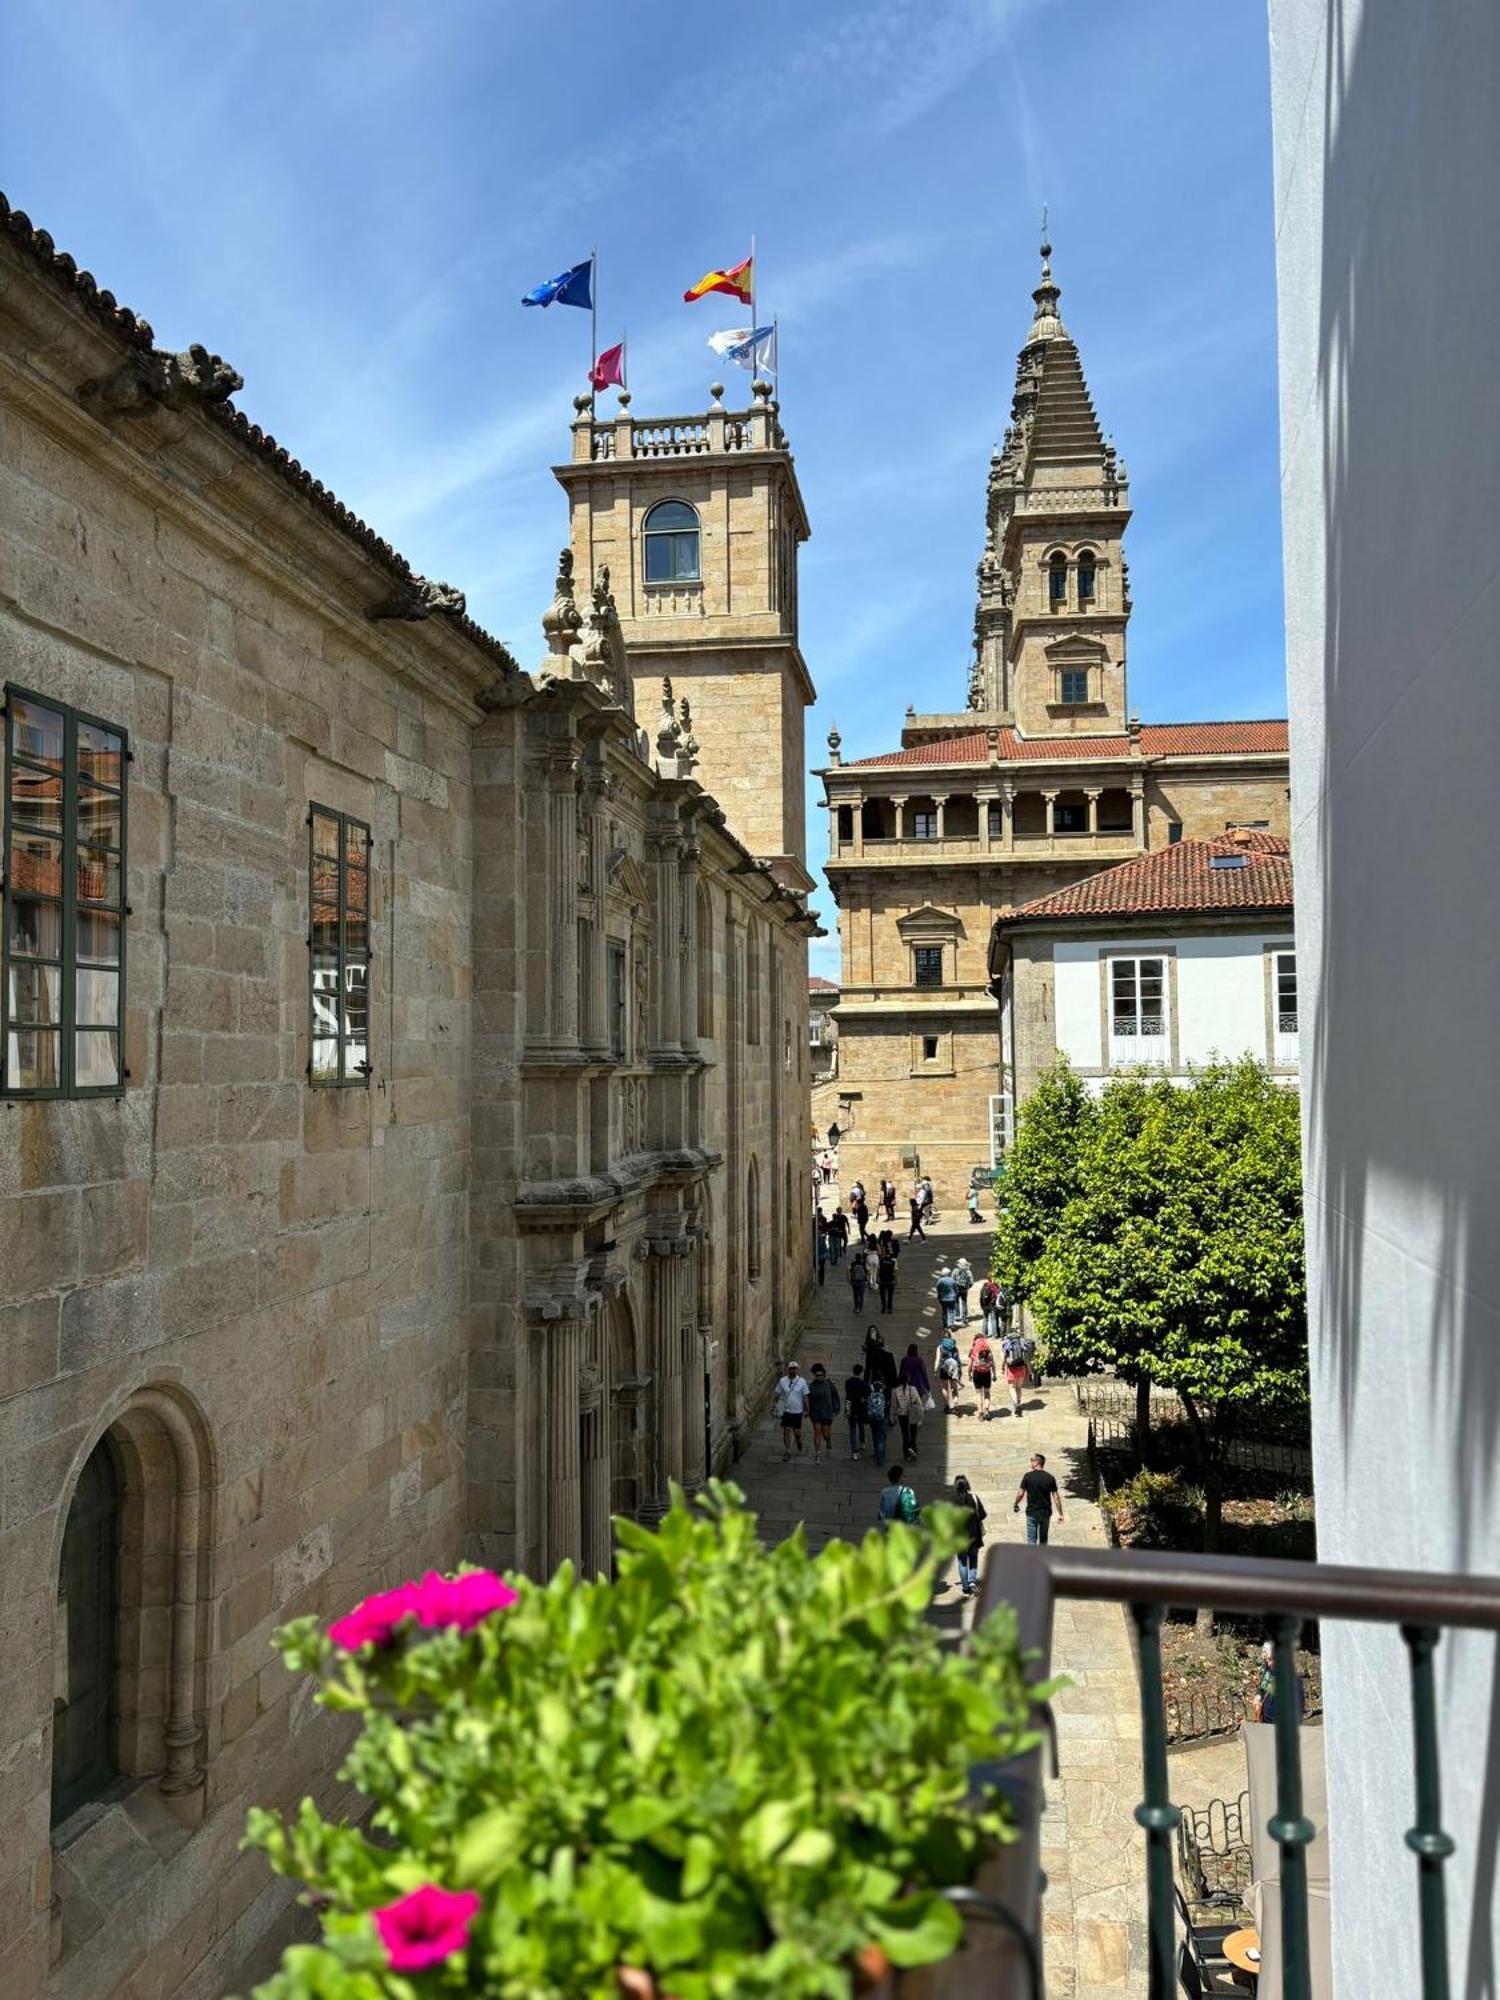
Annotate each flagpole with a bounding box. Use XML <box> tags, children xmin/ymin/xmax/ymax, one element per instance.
<box><xmin>622</xmin><ymin>327</ymin><xmax>628</xmax><ymax>395</ymax></box>
<box><xmin>750</xmin><ymin>234</ymin><xmax>756</xmax><ymax>391</ymax></box>
<box><xmin>590</xmin><ymin>246</ymin><xmax>598</xmax><ymax>398</ymax></box>
<box><xmin>773</xmin><ymin>314</ymin><xmax>779</xmax><ymax>402</ymax></box>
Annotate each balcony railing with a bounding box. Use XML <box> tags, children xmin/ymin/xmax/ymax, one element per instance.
<box><xmin>974</xmin><ymin>1543</ymin><xmax>1500</xmax><ymax>1999</ymax></box>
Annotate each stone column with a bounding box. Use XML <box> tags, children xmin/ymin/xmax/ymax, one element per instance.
<box><xmin>934</xmin><ymin>794</ymin><xmax>949</xmax><ymax>840</ymax></box>
<box><xmin>851</xmin><ymin>793</ymin><xmax>865</xmax><ymax>858</ymax></box>
<box><xmin>642</xmin><ymin>1238</ymin><xmax>684</xmax><ymax>1514</ymax></box>
<box><xmin>1043</xmin><ymin>790</ymin><xmax>1059</xmax><ymax>839</ymax></box>
<box><xmin>892</xmin><ymin>794</ymin><xmax>908</xmax><ymax>841</ymax></box>
<box><xmin>544</xmin><ymin>746</ymin><xmax>580</xmax><ymax>1053</ymax></box>
<box><xmin>580</xmin><ymin>763</ymin><xmax>611</xmax><ymax>1059</ymax></box>
<box><xmin>648</xmin><ymin>815</ymin><xmax>681</xmax><ymax>1057</ymax></box>
<box><xmin>544</xmin><ymin>1309</ymin><xmax>585</xmax><ymax>1570</ymax></box>
<box><xmin>678</xmin><ymin>835</ymin><xmax>700</xmax><ymax>1063</ymax></box>
<box><xmin>1000</xmin><ymin>782</ymin><xmax>1016</xmax><ymax>853</ymax></box>
<box><xmin>979</xmin><ymin>790</ymin><xmax>997</xmax><ymax>854</ymax></box>
<box><xmin>1130</xmin><ymin>777</ymin><xmax>1145</xmax><ymax>846</ymax></box>
<box><xmin>681</xmin><ymin>1262</ymin><xmax>706</xmax><ymax>1494</ymax></box>
<box><xmin>1085</xmin><ymin>787</ymin><xmax>1101</xmax><ymax>835</ymax></box>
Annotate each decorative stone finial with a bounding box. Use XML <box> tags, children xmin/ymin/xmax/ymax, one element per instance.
<box><xmin>617</xmin><ymin>389</ymin><xmax>632</xmax><ymax>409</ymax></box>
<box><xmin>573</xmin><ymin>392</ymin><xmax>593</xmax><ymax>414</ymax></box>
<box><xmin>541</xmin><ymin>547</ymin><xmax>582</xmax><ymax>654</ymax></box>
<box><xmin>709</xmin><ymin>382</ymin><xmax>725</xmax><ymax>408</ymax></box>
<box><xmin>657</xmin><ymin>678</ymin><xmax>683</xmax><ymax>765</ymax></box>
<box><xmin>826</xmin><ymin>722</ymin><xmax>842</xmax><ymax>769</ymax></box>
<box><xmin>679</xmin><ymin>697</ymin><xmax>699</xmax><ymax>774</ymax></box>
<box><xmin>752</xmin><ymin>377</ymin><xmax>772</xmax><ymax>402</ymax></box>
<box><xmin>1029</xmin><ymin>224</ymin><xmax>1064</xmax><ymax>341</ymax></box>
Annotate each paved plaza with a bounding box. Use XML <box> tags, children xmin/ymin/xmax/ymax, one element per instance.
<box><xmin>736</xmin><ymin>1215</ymin><xmax>1150</xmax><ymax>1998</ymax></box>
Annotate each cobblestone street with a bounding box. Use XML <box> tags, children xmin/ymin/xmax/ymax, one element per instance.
<box><xmin>734</xmin><ymin>1215</ymin><xmax>1149</xmax><ymax>1999</ymax></box>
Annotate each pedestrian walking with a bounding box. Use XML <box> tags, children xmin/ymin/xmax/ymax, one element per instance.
<box><xmin>877</xmin><ymin>1463</ymin><xmax>920</xmax><ymax>1528</ymax></box>
<box><xmin>815</xmin><ymin>1215</ymin><xmax>829</xmax><ymax>1288</ymax></box>
<box><xmin>848</xmin><ymin>1241</ymin><xmax>870</xmax><ymax>1313</ymax></box>
<box><xmin>936</xmin><ymin>1330</ymin><xmax>962</xmax><ymax>1412</ymax></box>
<box><xmin>806</xmin><ymin>1363</ymin><xmax>841</xmax><ymax>1464</ymax></box>
<box><xmin>864</xmin><ymin>1371</ymin><xmax>890</xmax><ymax>1467</ymax></box>
<box><xmin>829</xmin><ymin>1207</ymin><xmax>849</xmax><ymax>1262</ymax></box>
<box><xmin>774</xmin><ymin>1361</ymin><xmax>810</xmax><ymax>1460</ymax></box>
<box><xmin>978</xmin><ymin>1275</ymin><xmax>1001</xmax><ymax>1340</ymax></box>
<box><xmin>891</xmin><ymin>1378</ymin><xmax>924</xmax><ymax>1460</ymax></box>
<box><xmin>1014</xmin><ymin>1452</ymin><xmax>1063</xmax><ymax>1544</ymax></box>
<box><xmin>853</xmin><ymin>1193</ymin><xmax>870</xmax><ymax>1242</ymax></box>
<box><xmin>967</xmin><ymin>1184</ymin><xmax>983</xmax><ymax>1225</ymax></box>
<box><xmin>1001</xmin><ymin>1327</ymin><xmax>1034</xmax><ymax>1417</ymax></box>
<box><xmin>935</xmin><ymin>1267</ymin><xmax>959</xmax><ymax>1330</ymax></box>
<box><xmin>864</xmin><ymin>1326</ymin><xmax>898</xmax><ymax>1395</ymax></box>
<box><xmin>953</xmin><ymin>1474</ymin><xmax>988</xmax><ymax>1596</ymax></box>
<box><xmin>908</xmin><ymin>1194</ymin><xmax>926</xmax><ymax>1241</ymax></box>
<box><xmin>952</xmin><ymin>1256</ymin><xmax>974</xmax><ymax>1324</ymax></box>
<box><xmin>843</xmin><ymin>1363</ymin><xmax>870</xmax><ymax>1460</ymax></box>
<box><xmin>898</xmin><ymin>1342</ymin><xmax>931</xmax><ymax>1400</ymax></box>
<box><xmin>876</xmin><ymin>1240</ymin><xmax>898</xmax><ymax>1313</ymax></box>
<box><xmin>969</xmin><ymin>1331</ymin><xmax>995</xmax><ymax>1419</ymax></box>
<box><xmin>919</xmin><ymin>1176</ymin><xmax>935</xmax><ymax>1222</ymax></box>
<box><xmin>881</xmin><ymin>1178</ymin><xmax>897</xmax><ymax>1222</ymax></box>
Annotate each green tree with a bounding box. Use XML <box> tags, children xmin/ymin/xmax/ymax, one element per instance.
<box><xmin>1007</xmin><ymin>1059</ymin><xmax>1307</xmax><ymax>1549</ymax></box>
<box><xmin>991</xmin><ymin>1056</ymin><xmax>1094</xmax><ymax>1294</ymax></box>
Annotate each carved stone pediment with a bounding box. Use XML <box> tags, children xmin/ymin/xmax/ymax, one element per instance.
<box><xmin>896</xmin><ymin>904</ymin><xmax>965</xmax><ymax>939</ymax></box>
<box><xmin>607</xmin><ymin>848</ymin><xmax>651</xmax><ymax>908</ymax></box>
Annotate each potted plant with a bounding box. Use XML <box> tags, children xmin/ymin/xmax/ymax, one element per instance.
<box><xmin>239</xmin><ymin>1483</ymin><xmax>1048</xmax><ymax>1998</ymax></box>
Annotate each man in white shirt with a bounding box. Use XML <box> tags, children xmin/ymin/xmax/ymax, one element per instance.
<box><xmin>775</xmin><ymin>1361</ymin><xmax>811</xmax><ymax>1461</ymax></box>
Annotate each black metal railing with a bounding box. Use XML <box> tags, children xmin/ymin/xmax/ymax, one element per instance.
<box><xmin>977</xmin><ymin>1543</ymin><xmax>1500</xmax><ymax>1999</ymax></box>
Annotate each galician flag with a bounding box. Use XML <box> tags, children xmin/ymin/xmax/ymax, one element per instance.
<box><xmin>521</xmin><ymin>258</ymin><xmax>593</xmax><ymax>309</ymax></box>
<box><xmin>683</xmin><ymin>254</ymin><xmax>754</xmax><ymax>305</ymax></box>
<box><xmin>708</xmin><ymin>325</ymin><xmax>777</xmax><ymax>374</ymax></box>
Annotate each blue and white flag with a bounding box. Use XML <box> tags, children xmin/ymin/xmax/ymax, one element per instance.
<box><xmin>521</xmin><ymin>258</ymin><xmax>593</xmax><ymax>309</ymax></box>
<box><xmin>707</xmin><ymin>323</ymin><xmax>777</xmax><ymax>373</ymax></box>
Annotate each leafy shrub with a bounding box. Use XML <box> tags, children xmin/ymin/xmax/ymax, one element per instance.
<box><xmin>239</xmin><ymin>1483</ymin><xmax>1047</xmax><ymax>1999</ymax></box>
<box><xmin>1103</xmin><ymin>1469</ymin><xmax>1205</xmax><ymax>1550</ymax></box>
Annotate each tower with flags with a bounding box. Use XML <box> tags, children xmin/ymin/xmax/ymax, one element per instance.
<box><xmin>554</xmin><ymin>374</ymin><xmax>814</xmax><ymax>895</ymax></box>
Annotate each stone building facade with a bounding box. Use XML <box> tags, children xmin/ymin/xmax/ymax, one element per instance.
<box><xmin>815</xmin><ymin>246</ymin><xmax>1290</xmax><ymax>1202</ymax></box>
<box><xmin>0</xmin><ymin>195</ymin><xmax>813</xmax><ymax>1999</ymax></box>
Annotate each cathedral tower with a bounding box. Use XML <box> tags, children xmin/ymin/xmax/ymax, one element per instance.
<box><xmin>554</xmin><ymin>380</ymin><xmax>815</xmax><ymax>891</ymax></box>
<box><xmin>970</xmin><ymin>242</ymin><xmax>1132</xmax><ymax>737</ymax></box>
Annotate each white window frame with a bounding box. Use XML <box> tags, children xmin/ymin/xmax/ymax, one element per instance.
<box><xmin>1108</xmin><ymin>954</ymin><xmax>1169</xmax><ymax>1067</ymax></box>
<box><xmin>989</xmin><ymin>1092</ymin><xmax>1013</xmax><ymax>1164</ymax></box>
<box><xmin>1274</xmin><ymin>950</ymin><xmax>1298</xmax><ymax>1067</ymax></box>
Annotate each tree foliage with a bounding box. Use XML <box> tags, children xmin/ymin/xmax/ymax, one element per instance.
<box><xmin>238</xmin><ymin>1486</ymin><xmax>1048</xmax><ymax>2000</ymax></box>
<box><xmin>995</xmin><ymin>1058</ymin><xmax>1308</xmax><ymax>1544</ymax></box>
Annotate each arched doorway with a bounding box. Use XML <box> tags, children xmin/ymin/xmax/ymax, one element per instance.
<box><xmin>52</xmin><ymin>1436</ymin><xmax>122</xmax><ymax>1826</ymax></box>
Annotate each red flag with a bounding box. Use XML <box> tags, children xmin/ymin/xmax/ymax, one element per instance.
<box><xmin>590</xmin><ymin>341</ymin><xmax>625</xmax><ymax>391</ymax></box>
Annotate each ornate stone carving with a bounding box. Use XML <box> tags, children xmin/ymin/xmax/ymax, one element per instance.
<box><xmin>369</xmin><ymin>574</ymin><xmax>468</xmax><ymax>622</ymax></box>
<box><xmin>78</xmin><ymin>342</ymin><xmax>243</xmax><ymax>418</ymax></box>
<box><xmin>542</xmin><ymin>548</ymin><xmax>583</xmax><ymax>655</ymax></box>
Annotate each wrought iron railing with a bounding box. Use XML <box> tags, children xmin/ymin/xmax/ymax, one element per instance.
<box><xmin>977</xmin><ymin>1543</ymin><xmax>1500</xmax><ymax>1998</ymax></box>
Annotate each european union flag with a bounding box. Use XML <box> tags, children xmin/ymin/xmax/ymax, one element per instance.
<box><xmin>521</xmin><ymin>258</ymin><xmax>593</xmax><ymax>309</ymax></box>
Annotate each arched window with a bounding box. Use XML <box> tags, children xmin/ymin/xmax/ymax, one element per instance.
<box><xmin>1077</xmin><ymin>551</ymin><xmax>1097</xmax><ymax>607</ymax></box>
<box><xmin>52</xmin><ymin>1436</ymin><xmax>122</xmax><ymax>1825</ymax></box>
<box><xmin>1048</xmin><ymin>550</ymin><xmax>1068</xmax><ymax>610</ymax></box>
<box><xmin>643</xmin><ymin>500</ymin><xmax>701</xmax><ymax>584</ymax></box>
<box><xmin>747</xmin><ymin>1157</ymin><xmax>762</xmax><ymax>1282</ymax></box>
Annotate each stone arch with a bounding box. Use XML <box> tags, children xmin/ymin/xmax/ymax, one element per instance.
<box><xmin>51</xmin><ymin>1382</ymin><xmax>213</xmax><ymax>1818</ymax></box>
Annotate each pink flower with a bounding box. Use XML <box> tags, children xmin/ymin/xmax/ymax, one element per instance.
<box><xmin>328</xmin><ymin>1582</ymin><xmax>420</xmax><ymax>1652</ymax></box>
<box><xmin>415</xmin><ymin>1569</ymin><xmax>521</xmax><ymax>1632</ymax></box>
<box><xmin>373</xmin><ymin>1884</ymin><xmax>481</xmax><ymax>1972</ymax></box>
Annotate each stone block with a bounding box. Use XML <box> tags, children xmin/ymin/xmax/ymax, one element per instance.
<box><xmin>0</xmin><ymin>1299</ymin><xmax>58</xmax><ymax>1402</ymax></box>
<box><xmin>79</xmin><ymin>1178</ymin><xmax>149</xmax><ymax>1280</ymax></box>
<box><xmin>0</xmin><ymin>1187</ymin><xmax>79</xmax><ymax>1302</ymax></box>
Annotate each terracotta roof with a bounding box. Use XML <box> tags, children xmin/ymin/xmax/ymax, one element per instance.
<box><xmin>0</xmin><ymin>192</ymin><xmax>519</xmax><ymax>679</ymax></box>
<box><xmin>1004</xmin><ymin>831</ymin><xmax>1293</xmax><ymax>924</ymax></box>
<box><xmin>808</xmin><ymin>975</ymin><xmax>839</xmax><ymax>993</ymax></box>
<box><xmin>840</xmin><ymin>719</ymin><xmax>1287</xmax><ymax>771</ymax></box>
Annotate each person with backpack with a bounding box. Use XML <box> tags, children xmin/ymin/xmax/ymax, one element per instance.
<box><xmin>848</xmin><ymin>1241</ymin><xmax>870</xmax><ymax>1314</ymax></box>
<box><xmin>864</xmin><ymin>1369</ymin><xmax>890</xmax><ymax>1467</ymax></box>
<box><xmin>877</xmin><ymin>1464</ymin><xmax>920</xmax><ymax>1529</ymax></box>
<box><xmin>968</xmin><ymin>1331</ymin><xmax>995</xmax><ymax>1419</ymax></box>
<box><xmin>935</xmin><ymin>1267</ymin><xmax>959</xmax><ymax>1331</ymax></box>
<box><xmin>891</xmin><ymin>1377</ymin><xmax>924</xmax><ymax>1460</ymax></box>
<box><xmin>806</xmin><ymin>1363</ymin><xmax>841</xmax><ymax>1464</ymax></box>
<box><xmin>843</xmin><ymin>1362</ymin><xmax>870</xmax><ymax>1460</ymax></box>
<box><xmin>876</xmin><ymin>1239</ymin><xmax>898</xmax><ymax>1314</ymax></box>
<box><xmin>1001</xmin><ymin>1327</ymin><xmax>1034</xmax><ymax>1416</ymax></box>
<box><xmin>951</xmin><ymin>1256</ymin><xmax>974</xmax><ymax>1325</ymax></box>
<box><xmin>898</xmin><ymin>1342</ymin><xmax>931</xmax><ymax>1400</ymax></box>
<box><xmin>936</xmin><ymin>1329</ymin><xmax>962</xmax><ymax>1412</ymax></box>
<box><xmin>952</xmin><ymin>1474</ymin><xmax>988</xmax><ymax>1596</ymax></box>
<box><xmin>978</xmin><ymin>1275</ymin><xmax>1001</xmax><ymax>1340</ymax></box>
<box><xmin>864</xmin><ymin>1325</ymin><xmax>898</xmax><ymax>1395</ymax></box>
<box><xmin>774</xmin><ymin>1361</ymin><xmax>810</xmax><ymax>1460</ymax></box>
<box><xmin>828</xmin><ymin>1206</ymin><xmax>849</xmax><ymax>1263</ymax></box>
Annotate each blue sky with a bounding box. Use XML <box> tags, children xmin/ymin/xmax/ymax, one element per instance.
<box><xmin>3</xmin><ymin>0</ymin><xmax>1284</xmax><ymax>977</ymax></box>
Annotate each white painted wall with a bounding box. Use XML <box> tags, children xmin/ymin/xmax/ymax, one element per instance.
<box><xmin>1052</xmin><ymin>932</ymin><xmax>1295</xmax><ymax>1078</ymax></box>
<box><xmin>1269</xmin><ymin>2</ymin><xmax>1500</xmax><ymax>1990</ymax></box>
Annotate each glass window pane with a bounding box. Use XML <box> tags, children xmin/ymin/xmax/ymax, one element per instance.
<box><xmin>10</xmin><ymin>764</ymin><xmax>63</xmax><ymax>835</ymax></box>
<box><xmin>344</xmin><ymin>821</ymin><xmax>368</xmax><ymax>870</ymax></box>
<box><xmin>7</xmin><ymin>962</ymin><xmax>61</xmax><ymax>1024</ymax></box>
<box><xmin>311</xmin><ymin>1035</ymin><xmax>340</xmax><ymax>1081</ymax></box>
<box><xmin>7</xmin><ymin>1027</ymin><xmax>59</xmax><ymax>1090</ymax></box>
<box><xmin>11</xmin><ymin>833</ymin><xmax>63</xmax><ymax>899</ymax></box>
<box><xmin>644</xmin><ymin>536</ymin><xmax>672</xmax><ymax>583</ymax></box>
<box><xmin>74</xmin><ymin>1030</ymin><xmax>119</xmax><ymax>1090</ymax></box>
<box><xmin>77</xmin><ymin>848</ymin><xmax>121</xmax><ymax>906</ymax></box>
<box><xmin>8</xmin><ymin>896</ymin><xmax>62</xmax><ymax>959</ymax></box>
<box><xmin>645</xmin><ymin>501</ymin><xmax>698</xmax><ymax>532</ymax></box>
<box><xmin>312</xmin><ymin>812</ymin><xmax>340</xmax><ymax>858</ymax></box>
<box><xmin>343</xmin><ymin>903</ymin><xmax>368</xmax><ymax>961</ymax></box>
<box><xmin>77</xmin><ymin>785</ymin><xmax>122</xmax><ymax>851</ymax></box>
<box><xmin>343</xmin><ymin>970</ymin><xmax>369</xmax><ymax>1072</ymax></box>
<box><xmin>76</xmin><ymin>968</ymin><xmax>120</xmax><ymax>1027</ymax></box>
<box><xmin>75</xmin><ymin>909</ymin><xmax>121</xmax><ymax>965</ymax></box>
<box><xmin>78</xmin><ymin>722</ymin><xmax>124</xmax><ymax>790</ymax></box>
<box><xmin>311</xmin><ymin>859</ymin><xmax>340</xmax><ymax>952</ymax></box>
<box><xmin>670</xmin><ymin>533</ymin><xmax>700</xmax><ymax>580</ymax></box>
<box><xmin>10</xmin><ymin>696</ymin><xmax>64</xmax><ymax>769</ymax></box>
<box><xmin>312</xmin><ymin>952</ymin><xmax>340</xmax><ymax>1040</ymax></box>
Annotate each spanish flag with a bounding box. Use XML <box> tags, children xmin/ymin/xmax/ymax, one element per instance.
<box><xmin>683</xmin><ymin>254</ymin><xmax>753</xmax><ymax>306</ymax></box>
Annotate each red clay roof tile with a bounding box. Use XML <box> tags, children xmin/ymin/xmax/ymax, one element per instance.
<box><xmin>840</xmin><ymin>720</ymin><xmax>1288</xmax><ymax>770</ymax></box>
<box><xmin>1004</xmin><ymin>832</ymin><xmax>1293</xmax><ymax>923</ymax></box>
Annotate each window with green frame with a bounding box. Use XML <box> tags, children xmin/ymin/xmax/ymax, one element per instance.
<box><xmin>309</xmin><ymin>805</ymin><xmax>372</xmax><ymax>1084</ymax></box>
<box><xmin>2</xmin><ymin>686</ymin><xmax>128</xmax><ymax>1098</ymax></box>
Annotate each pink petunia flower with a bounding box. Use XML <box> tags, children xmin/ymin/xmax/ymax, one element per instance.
<box><xmin>416</xmin><ymin>1569</ymin><xmax>521</xmax><ymax>1632</ymax></box>
<box><xmin>327</xmin><ymin>1582</ymin><xmax>420</xmax><ymax>1652</ymax></box>
<box><xmin>373</xmin><ymin>1883</ymin><xmax>482</xmax><ymax>1972</ymax></box>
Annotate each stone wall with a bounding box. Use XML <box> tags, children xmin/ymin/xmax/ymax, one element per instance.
<box><xmin>1148</xmin><ymin>770</ymin><xmax>1290</xmax><ymax>842</ymax></box>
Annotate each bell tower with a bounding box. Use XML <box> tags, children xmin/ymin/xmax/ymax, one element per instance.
<box><xmin>554</xmin><ymin>379</ymin><xmax>815</xmax><ymax>891</ymax></box>
<box><xmin>969</xmin><ymin>242</ymin><xmax>1132</xmax><ymax>737</ymax></box>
